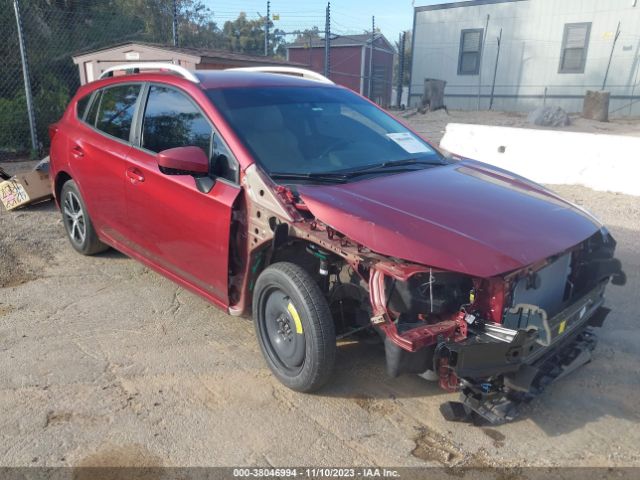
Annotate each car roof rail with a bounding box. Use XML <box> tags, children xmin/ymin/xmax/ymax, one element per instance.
<box><xmin>98</xmin><ymin>62</ymin><xmax>200</xmax><ymax>83</ymax></box>
<box><xmin>226</xmin><ymin>66</ymin><xmax>334</xmax><ymax>84</ymax></box>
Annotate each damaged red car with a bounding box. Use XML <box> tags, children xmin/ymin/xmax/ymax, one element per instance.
<box><xmin>49</xmin><ymin>65</ymin><xmax>626</xmax><ymax>424</ymax></box>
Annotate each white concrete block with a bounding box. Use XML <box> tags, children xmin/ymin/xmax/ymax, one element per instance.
<box><xmin>440</xmin><ymin>123</ymin><xmax>640</xmax><ymax>196</ymax></box>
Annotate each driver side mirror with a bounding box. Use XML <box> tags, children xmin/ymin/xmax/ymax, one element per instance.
<box><xmin>157</xmin><ymin>146</ymin><xmax>209</xmax><ymax>176</ymax></box>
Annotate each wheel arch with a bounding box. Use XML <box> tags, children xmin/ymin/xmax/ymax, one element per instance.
<box><xmin>54</xmin><ymin>170</ymin><xmax>73</xmax><ymax>207</ymax></box>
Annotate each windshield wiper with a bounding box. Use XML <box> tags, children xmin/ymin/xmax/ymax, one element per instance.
<box><xmin>347</xmin><ymin>158</ymin><xmax>447</xmax><ymax>174</ymax></box>
<box><xmin>270</xmin><ymin>172</ymin><xmax>349</xmax><ymax>184</ymax></box>
<box><xmin>322</xmin><ymin>158</ymin><xmax>446</xmax><ymax>179</ymax></box>
<box><xmin>270</xmin><ymin>158</ymin><xmax>447</xmax><ymax>184</ymax></box>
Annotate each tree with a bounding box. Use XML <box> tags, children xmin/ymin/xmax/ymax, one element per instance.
<box><xmin>293</xmin><ymin>26</ymin><xmax>321</xmax><ymax>45</ymax></box>
<box><xmin>394</xmin><ymin>30</ymin><xmax>412</xmax><ymax>87</ymax></box>
<box><xmin>221</xmin><ymin>12</ymin><xmax>266</xmax><ymax>56</ymax></box>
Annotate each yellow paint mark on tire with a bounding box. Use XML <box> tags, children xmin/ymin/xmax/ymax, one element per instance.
<box><xmin>558</xmin><ymin>320</ymin><xmax>567</xmax><ymax>334</ymax></box>
<box><xmin>287</xmin><ymin>302</ymin><xmax>303</xmax><ymax>334</ymax></box>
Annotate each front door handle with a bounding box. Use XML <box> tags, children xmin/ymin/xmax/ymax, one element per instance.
<box><xmin>126</xmin><ymin>167</ymin><xmax>145</xmax><ymax>184</ymax></box>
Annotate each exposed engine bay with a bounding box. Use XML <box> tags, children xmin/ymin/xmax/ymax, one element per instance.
<box><xmin>372</xmin><ymin>228</ymin><xmax>626</xmax><ymax>424</ymax></box>
<box><xmin>232</xmin><ymin>164</ymin><xmax>626</xmax><ymax>425</ymax></box>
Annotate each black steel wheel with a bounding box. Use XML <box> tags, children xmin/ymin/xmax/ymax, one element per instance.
<box><xmin>253</xmin><ymin>262</ymin><xmax>336</xmax><ymax>392</ymax></box>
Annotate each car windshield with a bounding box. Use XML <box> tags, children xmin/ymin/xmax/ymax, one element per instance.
<box><xmin>207</xmin><ymin>86</ymin><xmax>446</xmax><ymax>178</ymax></box>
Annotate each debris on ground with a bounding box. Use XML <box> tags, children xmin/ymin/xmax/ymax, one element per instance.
<box><xmin>0</xmin><ymin>166</ymin><xmax>11</xmax><ymax>180</ymax></box>
<box><xmin>0</xmin><ymin>156</ymin><xmax>52</xmax><ymax>211</ymax></box>
<box><xmin>583</xmin><ymin>90</ymin><xmax>610</xmax><ymax>122</ymax></box>
<box><xmin>527</xmin><ymin>106</ymin><xmax>571</xmax><ymax>127</ymax></box>
<box><xmin>419</xmin><ymin>78</ymin><xmax>447</xmax><ymax>113</ymax></box>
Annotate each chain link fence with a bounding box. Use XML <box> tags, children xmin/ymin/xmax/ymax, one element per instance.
<box><xmin>0</xmin><ymin>0</ymin><xmax>174</xmax><ymax>161</ymax></box>
<box><xmin>0</xmin><ymin>0</ymin><xmax>30</xmax><ymax>160</ymax></box>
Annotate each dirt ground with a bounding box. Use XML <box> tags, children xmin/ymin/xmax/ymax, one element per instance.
<box><xmin>1</xmin><ymin>112</ymin><xmax>639</xmax><ymax>468</ymax></box>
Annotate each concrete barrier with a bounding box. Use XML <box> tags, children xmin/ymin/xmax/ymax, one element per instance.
<box><xmin>439</xmin><ymin>123</ymin><xmax>640</xmax><ymax>196</ymax></box>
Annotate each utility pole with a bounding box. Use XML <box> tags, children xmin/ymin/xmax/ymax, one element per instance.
<box><xmin>172</xmin><ymin>0</ymin><xmax>179</xmax><ymax>47</ymax></box>
<box><xmin>368</xmin><ymin>16</ymin><xmax>375</xmax><ymax>99</ymax></box>
<box><xmin>396</xmin><ymin>31</ymin><xmax>406</xmax><ymax>108</ymax></box>
<box><xmin>264</xmin><ymin>0</ymin><xmax>270</xmax><ymax>56</ymax></box>
<box><xmin>13</xmin><ymin>0</ymin><xmax>38</xmax><ymax>154</ymax></box>
<box><xmin>324</xmin><ymin>2</ymin><xmax>330</xmax><ymax>78</ymax></box>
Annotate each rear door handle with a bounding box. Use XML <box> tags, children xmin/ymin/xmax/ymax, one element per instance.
<box><xmin>71</xmin><ymin>145</ymin><xmax>84</xmax><ymax>158</ymax></box>
<box><xmin>126</xmin><ymin>167</ymin><xmax>145</xmax><ymax>184</ymax></box>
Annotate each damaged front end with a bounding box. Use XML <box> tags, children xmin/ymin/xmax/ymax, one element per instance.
<box><xmin>368</xmin><ymin>228</ymin><xmax>626</xmax><ymax>424</ymax></box>
<box><xmin>237</xmin><ymin>165</ymin><xmax>625</xmax><ymax>425</ymax></box>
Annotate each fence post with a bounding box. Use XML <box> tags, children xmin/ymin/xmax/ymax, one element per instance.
<box><xmin>489</xmin><ymin>28</ymin><xmax>502</xmax><ymax>110</ymax></box>
<box><xmin>368</xmin><ymin>16</ymin><xmax>375</xmax><ymax>99</ymax></box>
<box><xmin>13</xmin><ymin>0</ymin><xmax>38</xmax><ymax>155</ymax></box>
<box><xmin>477</xmin><ymin>14</ymin><xmax>490</xmax><ymax>111</ymax></box>
<box><xmin>602</xmin><ymin>21</ymin><xmax>621</xmax><ymax>90</ymax></box>
<box><xmin>264</xmin><ymin>0</ymin><xmax>270</xmax><ymax>56</ymax></box>
<box><xmin>172</xmin><ymin>0</ymin><xmax>179</xmax><ymax>46</ymax></box>
<box><xmin>324</xmin><ymin>2</ymin><xmax>330</xmax><ymax>78</ymax></box>
<box><xmin>396</xmin><ymin>31</ymin><xmax>406</xmax><ymax>108</ymax></box>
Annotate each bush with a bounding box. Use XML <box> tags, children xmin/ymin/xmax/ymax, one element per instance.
<box><xmin>0</xmin><ymin>94</ymin><xmax>31</xmax><ymax>156</ymax></box>
<box><xmin>34</xmin><ymin>74</ymin><xmax>71</xmax><ymax>151</ymax></box>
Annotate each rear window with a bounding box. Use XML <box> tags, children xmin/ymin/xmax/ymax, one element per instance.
<box><xmin>94</xmin><ymin>84</ymin><xmax>141</xmax><ymax>141</ymax></box>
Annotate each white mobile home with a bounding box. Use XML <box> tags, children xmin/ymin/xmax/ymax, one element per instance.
<box><xmin>410</xmin><ymin>0</ymin><xmax>640</xmax><ymax>116</ymax></box>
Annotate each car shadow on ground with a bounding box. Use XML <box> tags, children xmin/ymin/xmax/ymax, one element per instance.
<box><xmin>97</xmin><ymin>249</ymin><xmax>129</xmax><ymax>260</ymax></box>
<box><xmin>11</xmin><ymin>198</ymin><xmax>57</xmax><ymax>213</ymax></box>
<box><xmin>321</xmin><ymin>339</ymin><xmax>446</xmax><ymax>401</ymax></box>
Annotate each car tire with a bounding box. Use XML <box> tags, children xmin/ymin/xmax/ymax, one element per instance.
<box><xmin>253</xmin><ymin>262</ymin><xmax>336</xmax><ymax>392</ymax></box>
<box><xmin>60</xmin><ymin>180</ymin><xmax>108</xmax><ymax>255</ymax></box>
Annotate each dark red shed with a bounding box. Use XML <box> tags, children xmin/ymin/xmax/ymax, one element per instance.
<box><xmin>286</xmin><ymin>34</ymin><xmax>395</xmax><ymax>107</ymax></box>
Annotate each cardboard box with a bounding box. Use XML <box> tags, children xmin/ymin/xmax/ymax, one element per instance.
<box><xmin>0</xmin><ymin>168</ymin><xmax>52</xmax><ymax>211</ymax></box>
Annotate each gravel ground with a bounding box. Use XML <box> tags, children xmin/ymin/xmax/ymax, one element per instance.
<box><xmin>1</xmin><ymin>115</ymin><xmax>639</xmax><ymax>468</ymax></box>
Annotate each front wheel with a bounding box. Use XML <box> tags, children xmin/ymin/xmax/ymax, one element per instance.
<box><xmin>253</xmin><ymin>262</ymin><xmax>336</xmax><ymax>392</ymax></box>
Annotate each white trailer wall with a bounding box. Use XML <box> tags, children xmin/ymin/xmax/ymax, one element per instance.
<box><xmin>411</xmin><ymin>0</ymin><xmax>640</xmax><ymax>116</ymax></box>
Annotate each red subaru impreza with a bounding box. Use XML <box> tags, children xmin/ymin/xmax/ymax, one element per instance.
<box><xmin>49</xmin><ymin>64</ymin><xmax>625</xmax><ymax>424</ymax></box>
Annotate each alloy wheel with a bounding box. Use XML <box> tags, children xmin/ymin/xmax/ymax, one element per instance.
<box><xmin>63</xmin><ymin>190</ymin><xmax>86</xmax><ymax>246</ymax></box>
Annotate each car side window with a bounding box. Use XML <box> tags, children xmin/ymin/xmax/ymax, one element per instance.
<box><xmin>142</xmin><ymin>85</ymin><xmax>238</xmax><ymax>183</ymax></box>
<box><xmin>211</xmin><ymin>133</ymin><xmax>239</xmax><ymax>183</ymax></box>
<box><xmin>95</xmin><ymin>84</ymin><xmax>141</xmax><ymax>141</ymax></box>
<box><xmin>142</xmin><ymin>85</ymin><xmax>212</xmax><ymax>155</ymax></box>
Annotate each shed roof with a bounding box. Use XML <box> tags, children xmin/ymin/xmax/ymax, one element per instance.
<box><xmin>72</xmin><ymin>41</ymin><xmax>305</xmax><ymax>66</ymax></box>
<box><xmin>287</xmin><ymin>33</ymin><xmax>395</xmax><ymax>53</ymax></box>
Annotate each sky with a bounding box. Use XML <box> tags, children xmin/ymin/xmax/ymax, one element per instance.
<box><xmin>202</xmin><ymin>0</ymin><xmax>459</xmax><ymax>46</ymax></box>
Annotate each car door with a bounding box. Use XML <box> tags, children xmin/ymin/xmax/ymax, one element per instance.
<box><xmin>123</xmin><ymin>83</ymin><xmax>241</xmax><ymax>305</ymax></box>
<box><xmin>71</xmin><ymin>83</ymin><xmax>143</xmax><ymax>240</ymax></box>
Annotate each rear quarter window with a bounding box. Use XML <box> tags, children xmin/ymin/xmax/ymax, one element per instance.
<box><xmin>95</xmin><ymin>84</ymin><xmax>142</xmax><ymax>142</ymax></box>
<box><xmin>84</xmin><ymin>90</ymin><xmax>101</xmax><ymax>127</ymax></box>
<box><xmin>76</xmin><ymin>94</ymin><xmax>92</xmax><ymax>120</ymax></box>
